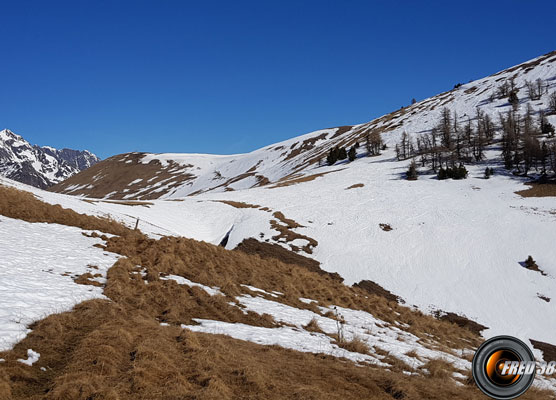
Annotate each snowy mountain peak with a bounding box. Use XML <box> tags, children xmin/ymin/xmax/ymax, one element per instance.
<box><xmin>0</xmin><ymin>129</ymin><xmax>101</xmax><ymax>189</ymax></box>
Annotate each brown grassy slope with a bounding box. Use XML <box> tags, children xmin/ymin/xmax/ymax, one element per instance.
<box><xmin>0</xmin><ymin>185</ymin><xmax>133</xmax><ymax>236</ymax></box>
<box><xmin>102</xmin><ymin>233</ymin><xmax>481</xmax><ymax>352</ymax></box>
<box><xmin>2</xmin><ymin>184</ymin><xmax>554</xmax><ymax>399</ymax></box>
<box><xmin>49</xmin><ymin>152</ymin><xmax>196</xmax><ymax>200</ymax></box>
<box><xmin>8</xmin><ymin>300</ymin><xmax>551</xmax><ymax>400</ymax></box>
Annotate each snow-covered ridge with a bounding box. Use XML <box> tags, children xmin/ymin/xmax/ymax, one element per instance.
<box><xmin>0</xmin><ymin>129</ymin><xmax>100</xmax><ymax>189</ymax></box>
<box><xmin>51</xmin><ymin>50</ymin><xmax>556</xmax><ymax>200</ymax></box>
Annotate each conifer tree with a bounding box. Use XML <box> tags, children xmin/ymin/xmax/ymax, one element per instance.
<box><xmin>407</xmin><ymin>159</ymin><xmax>418</xmax><ymax>180</ymax></box>
<box><xmin>348</xmin><ymin>146</ymin><xmax>356</xmax><ymax>162</ymax></box>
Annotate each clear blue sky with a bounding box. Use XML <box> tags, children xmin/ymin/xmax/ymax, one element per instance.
<box><xmin>1</xmin><ymin>1</ymin><xmax>555</xmax><ymax>159</ymax></box>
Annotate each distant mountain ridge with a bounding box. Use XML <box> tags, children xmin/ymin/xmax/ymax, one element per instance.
<box><xmin>0</xmin><ymin>129</ymin><xmax>100</xmax><ymax>189</ymax></box>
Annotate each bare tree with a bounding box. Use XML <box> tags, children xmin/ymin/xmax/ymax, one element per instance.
<box><xmin>549</xmin><ymin>91</ymin><xmax>556</xmax><ymax>114</ymax></box>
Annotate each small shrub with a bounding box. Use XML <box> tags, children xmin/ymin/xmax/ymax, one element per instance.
<box><xmin>525</xmin><ymin>255</ymin><xmax>537</xmax><ymax>269</ymax></box>
<box><xmin>438</xmin><ymin>164</ymin><xmax>468</xmax><ymax>180</ymax></box>
<box><xmin>407</xmin><ymin>160</ymin><xmax>418</xmax><ymax>180</ymax></box>
<box><xmin>336</xmin><ymin>336</ymin><xmax>370</xmax><ymax>355</ymax></box>
<box><xmin>303</xmin><ymin>318</ymin><xmax>323</xmax><ymax>333</ymax></box>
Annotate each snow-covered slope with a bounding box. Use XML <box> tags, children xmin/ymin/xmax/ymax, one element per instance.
<box><xmin>0</xmin><ymin>215</ymin><xmax>119</xmax><ymax>351</ymax></box>
<box><xmin>0</xmin><ymin>129</ymin><xmax>100</xmax><ymax>189</ymax></box>
<box><xmin>9</xmin><ymin>50</ymin><xmax>556</xmax><ymax>359</ymax></box>
<box><xmin>51</xmin><ymin>50</ymin><xmax>556</xmax><ymax>199</ymax></box>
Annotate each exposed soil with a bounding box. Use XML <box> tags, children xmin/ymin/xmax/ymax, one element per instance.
<box><xmin>330</xmin><ymin>125</ymin><xmax>353</xmax><ymax>139</ymax></box>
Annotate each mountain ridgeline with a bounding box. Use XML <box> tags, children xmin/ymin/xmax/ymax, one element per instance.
<box><xmin>48</xmin><ymin>50</ymin><xmax>556</xmax><ymax>200</ymax></box>
<box><xmin>0</xmin><ymin>129</ymin><xmax>100</xmax><ymax>189</ymax></box>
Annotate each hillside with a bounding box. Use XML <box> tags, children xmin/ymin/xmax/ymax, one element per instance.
<box><xmin>0</xmin><ymin>129</ymin><xmax>100</xmax><ymax>189</ymax></box>
<box><xmin>43</xmin><ymin>51</ymin><xmax>556</xmax><ymax>353</ymax></box>
<box><xmin>50</xmin><ymin>51</ymin><xmax>556</xmax><ymax>199</ymax></box>
<box><xmin>1</xmin><ymin>183</ymin><xmax>555</xmax><ymax>399</ymax></box>
<box><xmin>1</xmin><ymin>50</ymin><xmax>556</xmax><ymax>398</ymax></box>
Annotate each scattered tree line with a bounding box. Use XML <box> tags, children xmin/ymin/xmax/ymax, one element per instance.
<box><xmin>396</xmin><ymin>107</ymin><xmax>495</xmax><ymax>173</ymax></box>
<box><xmin>324</xmin><ymin>131</ymin><xmax>384</xmax><ymax>166</ymax></box>
<box><xmin>397</xmin><ymin>102</ymin><xmax>556</xmax><ymax>180</ymax></box>
<box><xmin>500</xmin><ymin>105</ymin><xmax>556</xmax><ymax>174</ymax></box>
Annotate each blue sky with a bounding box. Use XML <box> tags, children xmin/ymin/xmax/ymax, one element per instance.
<box><xmin>1</xmin><ymin>1</ymin><xmax>555</xmax><ymax>159</ymax></box>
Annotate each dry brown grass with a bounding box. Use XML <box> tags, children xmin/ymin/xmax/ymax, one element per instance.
<box><xmin>101</xmin><ymin>200</ymin><xmax>154</xmax><ymax>207</ymax></box>
<box><xmin>0</xmin><ymin>185</ymin><xmax>133</xmax><ymax>237</ymax></box>
<box><xmin>5</xmin><ymin>298</ymin><xmax>547</xmax><ymax>400</ymax></box>
<box><xmin>335</xmin><ymin>336</ymin><xmax>370</xmax><ymax>355</ymax></box>
<box><xmin>2</xmin><ymin>186</ymin><xmax>554</xmax><ymax>398</ymax></box>
<box><xmin>272</xmin><ymin>211</ymin><xmax>303</xmax><ymax>229</ymax></box>
<box><xmin>213</xmin><ymin>200</ymin><xmax>261</xmax><ymax>209</ymax></box>
<box><xmin>516</xmin><ymin>182</ymin><xmax>556</xmax><ymax>197</ymax></box>
<box><xmin>303</xmin><ymin>318</ymin><xmax>324</xmax><ymax>334</ymax></box>
<box><xmin>269</xmin><ymin>170</ymin><xmax>342</xmax><ymax>188</ymax></box>
<box><xmin>73</xmin><ymin>273</ymin><xmax>103</xmax><ymax>287</ymax></box>
<box><xmin>50</xmin><ymin>152</ymin><xmax>196</xmax><ymax>200</ymax></box>
<box><xmin>353</xmin><ymin>280</ymin><xmax>401</xmax><ymax>303</ymax></box>
<box><xmin>235</xmin><ymin>238</ymin><xmax>343</xmax><ymax>281</ymax></box>
<box><xmin>346</xmin><ymin>183</ymin><xmax>365</xmax><ymax>189</ymax></box>
<box><xmin>268</xmin><ymin>211</ymin><xmax>319</xmax><ymax>254</ymax></box>
<box><xmin>100</xmin><ymin>233</ymin><xmax>483</xmax><ymax>352</ymax></box>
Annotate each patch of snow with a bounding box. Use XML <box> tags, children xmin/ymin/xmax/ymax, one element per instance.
<box><xmin>17</xmin><ymin>349</ymin><xmax>40</xmax><ymax>366</ymax></box>
<box><xmin>160</xmin><ymin>274</ymin><xmax>222</xmax><ymax>296</ymax></box>
<box><xmin>0</xmin><ymin>216</ymin><xmax>119</xmax><ymax>351</ymax></box>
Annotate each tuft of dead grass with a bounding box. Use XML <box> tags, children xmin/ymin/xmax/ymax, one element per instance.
<box><xmin>303</xmin><ymin>318</ymin><xmax>324</xmax><ymax>334</ymax></box>
<box><xmin>422</xmin><ymin>358</ymin><xmax>456</xmax><ymax>380</ymax></box>
<box><xmin>335</xmin><ymin>336</ymin><xmax>370</xmax><ymax>355</ymax></box>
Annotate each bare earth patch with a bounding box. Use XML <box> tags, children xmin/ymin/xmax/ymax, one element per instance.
<box><xmin>346</xmin><ymin>183</ymin><xmax>364</xmax><ymax>190</ymax></box>
<box><xmin>379</xmin><ymin>223</ymin><xmax>393</xmax><ymax>231</ymax></box>
<box><xmin>516</xmin><ymin>182</ymin><xmax>556</xmax><ymax>198</ymax></box>
<box><xmin>214</xmin><ymin>200</ymin><xmax>261</xmax><ymax>209</ymax></box>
